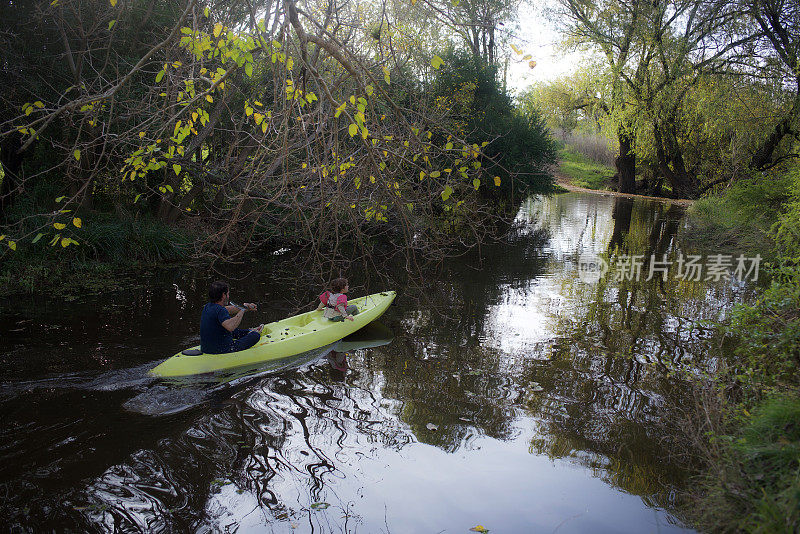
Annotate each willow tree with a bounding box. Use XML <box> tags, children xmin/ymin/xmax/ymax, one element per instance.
<box><xmin>1</xmin><ymin>0</ymin><xmax>548</xmax><ymax>270</ymax></box>
<box><xmin>555</xmin><ymin>0</ymin><xmax>753</xmax><ymax>197</ymax></box>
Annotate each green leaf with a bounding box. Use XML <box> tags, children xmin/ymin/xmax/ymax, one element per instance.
<box><xmin>108</xmin><ymin>20</ymin><xmax>116</xmax><ymax>30</ymax></box>
<box><xmin>165</xmin><ymin>184</ymin><xmax>174</xmax><ymax>193</ymax></box>
<box><xmin>431</xmin><ymin>55</ymin><xmax>443</xmax><ymax>69</ymax></box>
<box><xmin>33</xmin><ymin>101</ymin><xmax>44</xmax><ymax>108</ymax></box>
<box><xmin>155</xmin><ymin>69</ymin><xmax>165</xmax><ymax>83</ymax></box>
<box><xmin>473</xmin><ymin>178</ymin><xmax>481</xmax><ymax>190</ymax></box>
<box><xmin>134</xmin><ymin>193</ymin><xmax>142</xmax><ymax>203</ymax></box>
<box><xmin>55</xmin><ymin>196</ymin><xmax>65</xmax><ymax>203</ymax></box>
<box><xmin>348</xmin><ymin>123</ymin><xmax>358</xmax><ymax>137</ymax></box>
<box><xmin>73</xmin><ymin>149</ymin><xmax>81</xmax><ymax>161</ymax></box>
<box><xmin>8</xmin><ymin>241</ymin><xmax>16</xmax><ymax>251</ymax></box>
<box><xmin>32</xmin><ymin>233</ymin><xmax>43</xmax><ymax>244</ymax></box>
<box><xmin>430</xmin><ymin>170</ymin><xmax>441</xmax><ymax>178</ymax></box>
<box><xmin>172</xmin><ymin>164</ymin><xmax>181</xmax><ymax>176</ymax></box>
<box><xmin>441</xmin><ymin>185</ymin><xmax>453</xmax><ymax>201</ymax></box>
<box><xmin>204</xmin><ymin>7</ymin><xmax>209</xmax><ymax>17</ymax></box>
<box><xmin>365</xmin><ymin>84</ymin><xmax>374</xmax><ymax>96</ymax></box>
<box><xmin>310</xmin><ymin>502</ymin><xmax>330</xmax><ymax>510</ymax></box>
<box><xmin>245</xmin><ymin>62</ymin><xmax>253</xmax><ymax>77</ymax></box>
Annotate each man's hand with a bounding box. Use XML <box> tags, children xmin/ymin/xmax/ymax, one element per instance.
<box><xmin>244</xmin><ymin>302</ymin><xmax>257</xmax><ymax>311</ymax></box>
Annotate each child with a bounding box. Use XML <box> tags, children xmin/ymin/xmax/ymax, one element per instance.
<box><xmin>317</xmin><ymin>277</ymin><xmax>359</xmax><ymax>322</ymax></box>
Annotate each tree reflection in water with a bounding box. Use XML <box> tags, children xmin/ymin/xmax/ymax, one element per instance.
<box><xmin>0</xmin><ymin>192</ymin><xmax>751</xmax><ymax>532</ymax></box>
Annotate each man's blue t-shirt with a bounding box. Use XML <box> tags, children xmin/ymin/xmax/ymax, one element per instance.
<box><xmin>200</xmin><ymin>303</ymin><xmax>232</xmax><ymax>354</ymax></box>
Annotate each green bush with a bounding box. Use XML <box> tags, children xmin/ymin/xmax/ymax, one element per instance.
<box><xmin>429</xmin><ymin>49</ymin><xmax>556</xmax><ymax>196</ymax></box>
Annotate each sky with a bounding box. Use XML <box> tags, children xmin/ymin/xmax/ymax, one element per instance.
<box><xmin>504</xmin><ymin>0</ymin><xmax>585</xmax><ymax>95</ymax></box>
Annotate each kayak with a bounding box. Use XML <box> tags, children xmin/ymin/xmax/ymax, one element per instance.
<box><xmin>150</xmin><ymin>291</ymin><xmax>396</xmax><ymax>377</ymax></box>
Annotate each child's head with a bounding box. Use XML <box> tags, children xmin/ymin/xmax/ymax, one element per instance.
<box><xmin>330</xmin><ymin>277</ymin><xmax>349</xmax><ymax>293</ymax></box>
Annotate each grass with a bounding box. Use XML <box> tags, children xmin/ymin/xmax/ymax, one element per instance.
<box><xmin>0</xmin><ymin>209</ymin><xmax>194</xmax><ymax>297</ymax></box>
<box><xmin>557</xmin><ymin>145</ymin><xmax>616</xmax><ymax>190</ymax></box>
<box><xmin>685</xmin><ymin>175</ymin><xmax>793</xmax><ymax>255</ymax></box>
<box><xmin>691</xmin><ymin>395</ymin><xmax>800</xmax><ymax>533</ymax></box>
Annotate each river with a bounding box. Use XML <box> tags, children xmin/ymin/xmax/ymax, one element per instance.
<box><xmin>0</xmin><ymin>191</ymin><xmax>753</xmax><ymax>532</ymax></box>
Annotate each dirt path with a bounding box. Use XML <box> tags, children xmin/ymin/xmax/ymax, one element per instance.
<box><xmin>554</xmin><ymin>168</ymin><xmax>693</xmax><ymax>207</ymax></box>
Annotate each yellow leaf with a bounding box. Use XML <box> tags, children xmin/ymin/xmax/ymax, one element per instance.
<box><xmin>430</xmin><ymin>171</ymin><xmax>441</xmax><ymax>178</ymax></box>
<box><xmin>494</xmin><ymin>176</ymin><xmax>501</xmax><ymax>186</ymax></box>
<box><xmin>139</xmin><ymin>131</ymin><xmax>146</xmax><ymax>138</ymax></box>
<box><xmin>72</xmin><ymin>217</ymin><xmax>82</xmax><ymax>228</ymax></box>
<box><xmin>173</xmin><ymin>164</ymin><xmax>182</xmax><ymax>175</ymax></box>
<box><xmin>419</xmin><ymin>171</ymin><xmax>426</xmax><ymax>180</ymax></box>
<box><xmin>473</xmin><ymin>178</ymin><xmax>481</xmax><ymax>190</ymax></box>
<box><xmin>253</xmin><ymin>112</ymin><xmax>263</xmax><ymax>124</ymax></box>
<box><xmin>54</xmin><ymin>223</ymin><xmax>66</xmax><ymax>230</ymax></box>
<box><xmin>8</xmin><ymin>241</ymin><xmax>16</xmax><ymax>251</ymax></box>
<box><xmin>110</xmin><ymin>0</ymin><xmax>117</xmax><ymax>6</ymax></box>
<box><xmin>348</xmin><ymin>123</ymin><xmax>358</xmax><ymax>137</ymax></box>
<box><xmin>445</xmin><ymin>142</ymin><xmax>453</xmax><ymax>150</ymax></box>
<box><xmin>444</xmin><ymin>168</ymin><xmax>452</xmax><ymax>173</ymax></box>
<box><xmin>73</xmin><ymin>149</ymin><xmax>81</xmax><ymax>161</ymax></box>
<box><xmin>213</xmin><ymin>23</ymin><xmax>223</xmax><ymax>38</ymax></box>
<box><xmin>528</xmin><ymin>60</ymin><xmax>537</xmax><ymax>69</ymax></box>
<box><xmin>61</xmin><ymin>237</ymin><xmax>70</xmax><ymax>248</ymax></box>
<box><xmin>206</xmin><ymin>94</ymin><xmax>213</xmax><ymax>103</ymax></box>
<box><xmin>470</xmin><ymin>526</ymin><xmax>489</xmax><ymax>533</ymax></box>
<box><xmin>431</xmin><ymin>55</ymin><xmax>443</xmax><ymax>69</ymax></box>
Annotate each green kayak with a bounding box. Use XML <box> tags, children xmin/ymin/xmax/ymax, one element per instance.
<box><xmin>150</xmin><ymin>291</ymin><xmax>396</xmax><ymax>377</ymax></box>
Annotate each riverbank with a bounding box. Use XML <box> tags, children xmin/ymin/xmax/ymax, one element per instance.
<box><xmin>677</xmin><ymin>173</ymin><xmax>800</xmax><ymax>533</ymax></box>
<box><xmin>554</xmin><ymin>147</ymin><xmax>694</xmax><ymax>207</ymax></box>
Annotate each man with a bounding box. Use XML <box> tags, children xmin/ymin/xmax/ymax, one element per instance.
<box><xmin>200</xmin><ymin>280</ymin><xmax>263</xmax><ymax>354</ymax></box>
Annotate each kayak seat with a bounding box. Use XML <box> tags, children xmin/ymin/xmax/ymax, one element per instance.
<box><xmin>181</xmin><ymin>348</ymin><xmax>203</xmax><ymax>356</ymax></box>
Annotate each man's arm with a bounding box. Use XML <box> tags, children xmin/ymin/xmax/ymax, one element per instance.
<box><xmin>221</xmin><ymin>308</ymin><xmax>245</xmax><ymax>332</ymax></box>
<box><xmin>221</xmin><ymin>303</ymin><xmax>257</xmax><ymax>332</ymax></box>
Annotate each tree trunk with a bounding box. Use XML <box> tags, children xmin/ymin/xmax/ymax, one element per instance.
<box><xmin>751</xmin><ymin>98</ymin><xmax>798</xmax><ymax>170</ymax></box>
<box><xmin>616</xmin><ymin>132</ymin><xmax>636</xmax><ymax>194</ymax></box>
<box><xmin>654</xmin><ymin>123</ymin><xmax>699</xmax><ymax>199</ymax></box>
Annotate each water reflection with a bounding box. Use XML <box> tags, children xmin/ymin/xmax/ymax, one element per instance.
<box><xmin>0</xmin><ymin>191</ymin><xmax>753</xmax><ymax>532</ymax></box>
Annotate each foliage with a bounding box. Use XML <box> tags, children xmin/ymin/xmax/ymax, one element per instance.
<box><xmin>430</xmin><ymin>49</ymin><xmax>556</xmax><ymax>195</ymax></box>
<box><xmin>0</xmin><ymin>0</ymin><xmax>552</xmax><ymax>275</ymax></box>
<box><xmin>692</xmin><ymin>395</ymin><xmax>800</xmax><ymax>534</ymax></box>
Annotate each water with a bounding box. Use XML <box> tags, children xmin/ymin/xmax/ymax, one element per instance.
<box><xmin>0</xmin><ymin>192</ymin><xmax>750</xmax><ymax>532</ymax></box>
